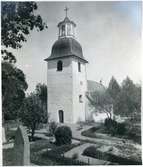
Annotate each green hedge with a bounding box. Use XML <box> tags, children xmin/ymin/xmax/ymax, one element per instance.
<box><xmin>54</xmin><ymin>126</ymin><xmax>72</xmax><ymax>146</ymax></box>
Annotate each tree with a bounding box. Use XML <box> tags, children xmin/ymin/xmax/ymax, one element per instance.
<box><xmin>35</xmin><ymin>83</ymin><xmax>48</xmax><ymax>123</ymax></box>
<box><xmin>19</xmin><ymin>93</ymin><xmax>43</xmax><ymax>140</ymax></box>
<box><xmin>1</xmin><ymin>2</ymin><xmax>47</xmax><ymax>142</ymax></box>
<box><xmin>114</xmin><ymin>77</ymin><xmax>141</xmax><ymax>116</ymax></box>
<box><xmin>2</xmin><ymin>62</ymin><xmax>28</xmax><ymax>120</ymax></box>
<box><xmin>87</xmin><ymin>90</ymin><xmax>113</xmax><ymax>119</ymax></box>
<box><xmin>1</xmin><ymin>2</ymin><xmax>47</xmax><ymax>63</ymax></box>
<box><xmin>107</xmin><ymin>76</ymin><xmax>120</xmax><ymax>101</ymax></box>
<box><xmin>2</xmin><ymin>2</ymin><xmax>47</xmax><ymax>119</ymax></box>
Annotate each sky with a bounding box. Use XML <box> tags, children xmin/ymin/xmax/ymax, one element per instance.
<box><xmin>12</xmin><ymin>1</ymin><xmax>142</xmax><ymax>93</ymax></box>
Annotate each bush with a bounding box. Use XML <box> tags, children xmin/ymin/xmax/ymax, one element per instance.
<box><xmin>116</xmin><ymin>122</ymin><xmax>126</xmax><ymax>135</ymax></box>
<box><xmin>104</xmin><ymin>118</ymin><xmax>117</xmax><ymax>129</ymax></box>
<box><xmin>54</xmin><ymin>126</ymin><xmax>72</xmax><ymax>146</ymax></box>
<box><xmin>49</xmin><ymin>121</ymin><xmax>58</xmax><ymax>136</ymax></box>
<box><xmin>104</xmin><ymin>118</ymin><xmax>126</xmax><ymax>136</ymax></box>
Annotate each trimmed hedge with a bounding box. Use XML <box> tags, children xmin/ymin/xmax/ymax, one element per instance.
<box><xmin>54</xmin><ymin>126</ymin><xmax>72</xmax><ymax>146</ymax></box>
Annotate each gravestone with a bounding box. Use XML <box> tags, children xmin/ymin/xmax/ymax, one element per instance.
<box><xmin>14</xmin><ymin>125</ymin><xmax>30</xmax><ymax>165</ymax></box>
<box><xmin>2</xmin><ymin>127</ymin><xmax>6</xmax><ymax>143</ymax></box>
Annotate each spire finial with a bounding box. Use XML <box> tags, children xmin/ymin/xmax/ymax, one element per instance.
<box><xmin>64</xmin><ymin>6</ymin><xmax>69</xmax><ymax>17</ymax></box>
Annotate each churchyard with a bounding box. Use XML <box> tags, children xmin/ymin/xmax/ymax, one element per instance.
<box><xmin>3</xmin><ymin>117</ymin><xmax>142</xmax><ymax>166</ymax></box>
<box><xmin>2</xmin><ymin>1</ymin><xmax>142</xmax><ymax>166</ymax></box>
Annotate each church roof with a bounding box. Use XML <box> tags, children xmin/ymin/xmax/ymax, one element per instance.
<box><xmin>45</xmin><ymin>37</ymin><xmax>88</xmax><ymax>63</ymax></box>
<box><xmin>57</xmin><ymin>17</ymin><xmax>76</xmax><ymax>27</ymax></box>
<box><xmin>87</xmin><ymin>80</ymin><xmax>106</xmax><ymax>93</ymax></box>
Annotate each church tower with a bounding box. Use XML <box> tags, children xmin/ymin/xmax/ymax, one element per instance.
<box><xmin>45</xmin><ymin>8</ymin><xmax>88</xmax><ymax>123</ymax></box>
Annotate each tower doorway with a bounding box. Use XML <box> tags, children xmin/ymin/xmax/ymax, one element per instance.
<box><xmin>59</xmin><ymin>110</ymin><xmax>64</xmax><ymax>123</ymax></box>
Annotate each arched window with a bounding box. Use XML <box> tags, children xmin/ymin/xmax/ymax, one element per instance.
<box><xmin>79</xmin><ymin>95</ymin><xmax>83</xmax><ymax>103</ymax></box>
<box><xmin>57</xmin><ymin>60</ymin><xmax>63</xmax><ymax>71</ymax></box>
<box><xmin>61</xmin><ymin>25</ymin><xmax>65</xmax><ymax>36</ymax></box>
<box><xmin>78</xmin><ymin>62</ymin><xmax>81</xmax><ymax>72</ymax></box>
<box><xmin>59</xmin><ymin>110</ymin><xmax>64</xmax><ymax>123</ymax></box>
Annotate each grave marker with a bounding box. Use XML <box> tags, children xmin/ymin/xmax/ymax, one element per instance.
<box><xmin>14</xmin><ymin>125</ymin><xmax>30</xmax><ymax>165</ymax></box>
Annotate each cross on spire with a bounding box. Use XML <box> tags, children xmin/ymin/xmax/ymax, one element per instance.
<box><xmin>64</xmin><ymin>6</ymin><xmax>69</xmax><ymax>17</ymax></box>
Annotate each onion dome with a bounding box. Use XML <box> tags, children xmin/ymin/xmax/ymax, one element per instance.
<box><xmin>46</xmin><ymin>37</ymin><xmax>87</xmax><ymax>62</ymax></box>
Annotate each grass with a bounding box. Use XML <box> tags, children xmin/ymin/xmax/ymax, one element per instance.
<box><xmin>31</xmin><ymin>150</ymin><xmax>59</xmax><ymax>165</ymax></box>
<box><xmin>81</xmin><ymin>123</ymin><xmax>141</xmax><ymax>144</ymax></box>
<box><xmin>30</xmin><ymin>139</ymin><xmax>81</xmax><ymax>165</ymax></box>
<box><xmin>30</xmin><ymin>139</ymin><xmax>58</xmax><ymax>165</ymax></box>
<box><xmin>82</xmin><ymin>146</ymin><xmax>142</xmax><ymax>165</ymax></box>
<box><xmin>44</xmin><ymin>143</ymin><xmax>79</xmax><ymax>156</ymax></box>
<box><xmin>30</xmin><ymin>139</ymin><xmax>57</xmax><ymax>152</ymax></box>
<box><xmin>42</xmin><ymin>143</ymin><xmax>87</xmax><ymax>165</ymax></box>
<box><xmin>3</xmin><ymin>148</ymin><xmax>15</xmax><ymax>166</ymax></box>
<box><xmin>31</xmin><ymin>138</ymin><xmax>88</xmax><ymax>165</ymax></box>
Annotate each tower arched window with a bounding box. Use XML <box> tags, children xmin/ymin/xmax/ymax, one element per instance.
<box><xmin>57</xmin><ymin>60</ymin><xmax>63</xmax><ymax>71</ymax></box>
<box><xmin>78</xmin><ymin>62</ymin><xmax>81</xmax><ymax>72</ymax></box>
<box><xmin>79</xmin><ymin>95</ymin><xmax>83</xmax><ymax>103</ymax></box>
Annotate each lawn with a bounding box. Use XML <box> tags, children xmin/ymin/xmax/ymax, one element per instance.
<box><xmin>30</xmin><ymin>139</ymin><xmax>59</xmax><ymax>165</ymax></box>
<box><xmin>30</xmin><ymin>139</ymin><xmax>83</xmax><ymax>165</ymax></box>
<box><xmin>81</xmin><ymin>123</ymin><xmax>141</xmax><ymax>144</ymax></box>
<box><xmin>82</xmin><ymin>145</ymin><xmax>142</xmax><ymax>165</ymax></box>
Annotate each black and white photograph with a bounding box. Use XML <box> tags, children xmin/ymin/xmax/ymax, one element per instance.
<box><xmin>1</xmin><ymin>1</ymin><xmax>142</xmax><ymax>165</ymax></box>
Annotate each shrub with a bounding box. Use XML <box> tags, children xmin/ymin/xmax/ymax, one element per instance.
<box><xmin>104</xmin><ymin>118</ymin><xmax>126</xmax><ymax>136</ymax></box>
<box><xmin>104</xmin><ymin>118</ymin><xmax>117</xmax><ymax>129</ymax></box>
<box><xmin>49</xmin><ymin>121</ymin><xmax>58</xmax><ymax>136</ymax></box>
<box><xmin>116</xmin><ymin>122</ymin><xmax>126</xmax><ymax>135</ymax></box>
<box><xmin>54</xmin><ymin>126</ymin><xmax>72</xmax><ymax>146</ymax></box>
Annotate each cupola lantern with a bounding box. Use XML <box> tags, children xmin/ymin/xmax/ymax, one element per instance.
<box><xmin>58</xmin><ymin>7</ymin><xmax>76</xmax><ymax>38</ymax></box>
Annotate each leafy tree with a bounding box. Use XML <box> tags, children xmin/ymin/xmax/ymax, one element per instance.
<box><xmin>2</xmin><ymin>62</ymin><xmax>28</xmax><ymax>121</ymax></box>
<box><xmin>107</xmin><ymin>76</ymin><xmax>120</xmax><ymax>101</ymax></box>
<box><xmin>87</xmin><ymin>90</ymin><xmax>113</xmax><ymax>119</ymax></box>
<box><xmin>2</xmin><ymin>2</ymin><xmax>47</xmax><ymax>120</ymax></box>
<box><xmin>19</xmin><ymin>93</ymin><xmax>43</xmax><ymax>140</ymax></box>
<box><xmin>35</xmin><ymin>84</ymin><xmax>47</xmax><ymax>108</ymax></box>
<box><xmin>35</xmin><ymin>83</ymin><xmax>48</xmax><ymax>123</ymax></box>
<box><xmin>134</xmin><ymin>85</ymin><xmax>141</xmax><ymax>113</ymax></box>
<box><xmin>1</xmin><ymin>1</ymin><xmax>47</xmax><ymax>63</ymax></box>
<box><xmin>114</xmin><ymin>77</ymin><xmax>141</xmax><ymax>116</ymax></box>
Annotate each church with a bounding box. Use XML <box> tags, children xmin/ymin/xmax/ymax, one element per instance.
<box><xmin>45</xmin><ymin>8</ymin><xmax>106</xmax><ymax>124</ymax></box>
